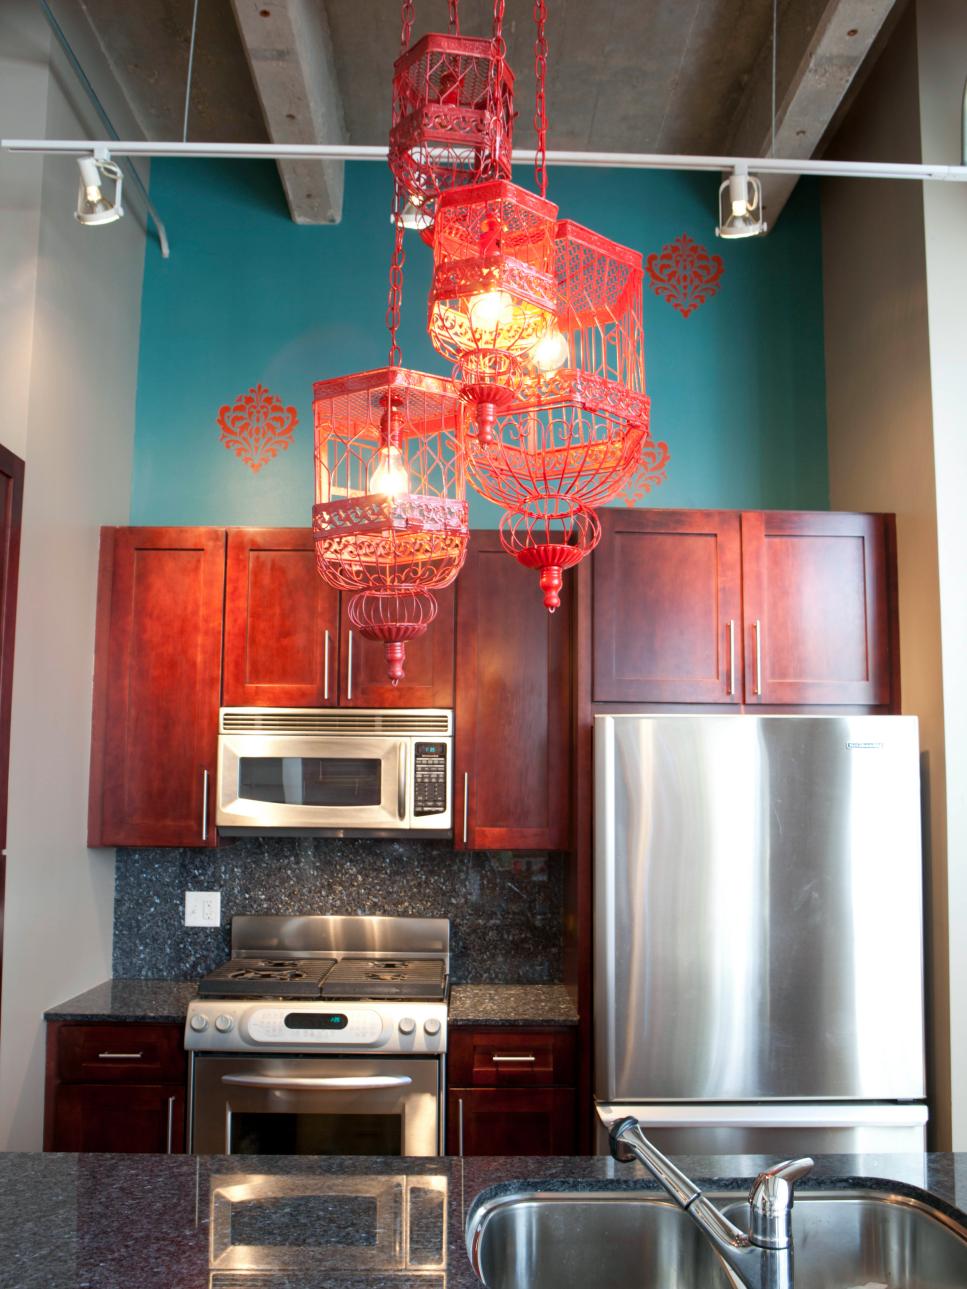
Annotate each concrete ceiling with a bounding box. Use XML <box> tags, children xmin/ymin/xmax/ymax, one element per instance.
<box><xmin>54</xmin><ymin>0</ymin><xmax>898</xmax><ymax>224</ymax></box>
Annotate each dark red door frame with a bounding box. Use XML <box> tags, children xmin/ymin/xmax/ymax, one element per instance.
<box><xmin>0</xmin><ymin>443</ymin><xmax>25</xmax><ymax>1031</ymax></box>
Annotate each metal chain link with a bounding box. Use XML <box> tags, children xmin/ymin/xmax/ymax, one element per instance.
<box><xmin>533</xmin><ymin>0</ymin><xmax>548</xmax><ymax>199</ymax></box>
<box><xmin>487</xmin><ymin>0</ymin><xmax>508</xmax><ymax>164</ymax></box>
<box><xmin>448</xmin><ymin>0</ymin><xmax>460</xmax><ymax>35</ymax></box>
<box><xmin>386</xmin><ymin>187</ymin><xmax>407</xmax><ymax>368</ymax></box>
<box><xmin>400</xmin><ymin>0</ymin><xmax>415</xmax><ymax>53</ymax></box>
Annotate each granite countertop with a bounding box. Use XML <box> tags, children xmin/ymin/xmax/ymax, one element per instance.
<box><xmin>45</xmin><ymin>980</ymin><xmax>578</xmax><ymax>1027</ymax></box>
<box><xmin>2</xmin><ymin>1151</ymin><xmax>965</xmax><ymax>1289</ymax></box>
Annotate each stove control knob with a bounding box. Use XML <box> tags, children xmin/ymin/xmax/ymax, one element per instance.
<box><xmin>423</xmin><ymin>1017</ymin><xmax>442</xmax><ymax>1037</ymax></box>
<box><xmin>189</xmin><ymin>1014</ymin><xmax>209</xmax><ymax>1032</ymax></box>
<box><xmin>398</xmin><ymin>1017</ymin><xmax>416</xmax><ymax>1036</ymax></box>
<box><xmin>214</xmin><ymin>1014</ymin><xmax>235</xmax><ymax>1033</ymax></box>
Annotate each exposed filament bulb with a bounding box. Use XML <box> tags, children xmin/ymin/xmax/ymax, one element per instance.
<box><xmin>368</xmin><ymin>443</ymin><xmax>409</xmax><ymax>497</ymax></box>
<box><xmin>467</xmin><ymin>289</ymin><xmax>514</xmax><ymax>333</ymax></box>
<box><xmin>532</xmin><ymin>326</ymin><xmax>569</xmax><ymax>372</ymax></box>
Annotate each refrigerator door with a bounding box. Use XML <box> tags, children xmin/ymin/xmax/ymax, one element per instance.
<box><xmin>594</xmin><ymin>1103</ymin><xmax>929</xmax><ymax>1158</ymax></box>
<box><xmin>595</xmin><ymin>715</ymin><xmax>925</xmax><ymax>1103</ymax></box>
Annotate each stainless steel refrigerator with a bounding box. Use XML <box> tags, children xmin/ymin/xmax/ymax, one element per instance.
<box><xmin>594</xmin><ymin>714</ymin><xmax>928</xmax><ymax>1155</ymax></box>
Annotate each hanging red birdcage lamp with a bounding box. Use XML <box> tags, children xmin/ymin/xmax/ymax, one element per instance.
<box><xmin>389</xmin><ymin>0</ymin><xmax>514</xmax><ymax>233</ymax></box>
<box><xmin>312</xmin><ymin>209</ymin><xmax>469</xmax><ymax>684</ymax></box>
<box><xmin>451</xmin><ymin>0</ymin><xmax>668</xmax><ymax>610</ymax></box>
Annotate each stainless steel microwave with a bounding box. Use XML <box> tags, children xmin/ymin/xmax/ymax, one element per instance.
<box><xmin>216</xmin><ymin>708</ymin><xmax>452</xmax><ymax>837</ymax></box>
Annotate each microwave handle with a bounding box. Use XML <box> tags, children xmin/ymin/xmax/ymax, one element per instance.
<box><xmin>221</xmin><ymin>1073</ymin><xmax>413</xmax><ymax>1090</ymax></box>
<box><xmin>398</xmin><ymin>741</ymin><xmax>407</xmax><ymax>821</ymax></box>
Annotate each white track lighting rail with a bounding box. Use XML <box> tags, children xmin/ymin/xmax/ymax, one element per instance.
<box><xmin>4</xmin><ymin>138</ymin><xmax>967</xmax><ymax>185</ymax></box>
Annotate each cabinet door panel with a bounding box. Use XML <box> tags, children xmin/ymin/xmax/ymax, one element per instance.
<box><xmin>89</xmin><ymin>528</ymin><xmax>224</xmax><ymax>846</ymax></box>
<box><xmin>223</xmin><ymin>529</ymin><xmax>339</xmax><ymax>707</ymax></box>
<box><xmin>592</xmin><ymin>510</ymin><xmax>742</xmax><ymax>703</ymax></box>
<box><xmin>340</xmin><ymin>583</ymin><xmax>455</xmax><ymax>708</ymax></box>
<box><xmin>447</xmin><ymin>1088</ymin><xmax>576</xmax><ymax>1155</ymax></box>
<box><xmin>57</xmin><ymin>1023</ymin><xmax>185</xmax><ymax>1084</ymax></box>
<box><xmin>51</xmin><ymin>1084</ymin><xmax>185</xmax><ymax>1153</ymax></box>
<box><xmin>455</xmin><ymin>535</ymin><xmax>570</xmax><ymax>851</ymax></box>
<box><xmin>742</xmin><ymin>512</ymin><xmax>893</xmax><ymax>706</ymax></box>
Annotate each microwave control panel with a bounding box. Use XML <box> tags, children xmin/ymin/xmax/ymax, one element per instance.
<box><xmin>413</xmin><ymin>742</ymin><xmax>448</xmax><ymax>817</ymax></box>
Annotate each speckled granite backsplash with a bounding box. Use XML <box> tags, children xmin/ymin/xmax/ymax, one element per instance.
<box><xmin>113</xmin><ymin>838</ymin><xmax>563</xmax><ymax>983</ymax></box>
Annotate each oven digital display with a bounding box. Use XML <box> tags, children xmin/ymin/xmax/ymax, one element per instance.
<box><xmin>283</xmin><ymin>1012</ymin><xmax>348</xmax><ymax>1030</ymax></box>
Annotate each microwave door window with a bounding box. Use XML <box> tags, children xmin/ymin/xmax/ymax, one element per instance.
<box><xmin>238</xmin><ymin>757</ymin><xmax>383</xmax><ymax>807</ymax></box>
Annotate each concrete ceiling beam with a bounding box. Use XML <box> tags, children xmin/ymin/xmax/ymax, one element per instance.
<box><xmin>230</xmin><ymin>0</ymin><xmax>346</xmax><ymax>225</ymax></box>
<box><xmin>725</xmin><ymin>0</ymin><xmax>897</xmax><ymax>227</ymax></box>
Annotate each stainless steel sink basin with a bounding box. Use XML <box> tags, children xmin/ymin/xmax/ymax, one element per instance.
<box><xmin>467</xmin><ymin>1189</ymin><xmax>967</xmax><ymax>1288</ymax></box>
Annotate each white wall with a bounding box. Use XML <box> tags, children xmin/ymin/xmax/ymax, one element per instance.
<box><xmin>0</xmin><ymin>0</ymin><xmax>146</xmax><ymax>1148</ymax></box>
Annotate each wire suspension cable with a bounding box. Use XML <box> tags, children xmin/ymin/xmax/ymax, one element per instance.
<box><xmin>182</xmin><ymin>0</ymin><xmax>201</xmax><ymax>144</ymax></box>
<box><xmin>770</xmin><ymin>0</ymin><xmax>778</xmax><ymax>158</ymax></box>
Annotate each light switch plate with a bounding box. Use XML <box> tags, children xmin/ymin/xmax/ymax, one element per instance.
<box><xmin>185</xmin><ymin>890</ymin><xmax>221</xmax><ymax>927</ymax></box>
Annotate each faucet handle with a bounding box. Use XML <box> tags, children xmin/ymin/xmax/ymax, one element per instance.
<box><xmin>749</xmin><ymin>1157</ymin><xmax>814</xmax><ymax>1249</ymax></box>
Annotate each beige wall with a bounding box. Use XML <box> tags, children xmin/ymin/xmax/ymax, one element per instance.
<box><xmin>0</xmin><ymin>0</ymin><xmax>146</xmax><ymax>1148</ymax></box>
<box><xmin>823</xmin><ymin>0</ymin><xmax>967</xmax><ymax>1148</ymax></box>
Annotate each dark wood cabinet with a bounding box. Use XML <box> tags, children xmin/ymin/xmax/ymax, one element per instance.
<box><xmin>592</xmin><ymin>509</ymin><xmax>896</xmax><ymax>709</ymax></box>
<box><xmin>446</xmin><ymin>1026</ymin><xmax>577</xmax><ymax>1155</ymax></box>
<box><xmin>88</xmin><ymin>528</ymin><xmax>225</xmax><ymax>847</ymax></box>
<box><xmin>223</xmin><ymin>528</ymin><xmax>339</xmax><ymax>708</ymax></box>
<box><xmin>340</xmin><ymin>583</ymin><xmax>456</xmax><ymax>708</ymax></box>
<box><xmin>593</xmin><ymin>509</ymin><xmax>743</xmax><ymax>704</ymax></box>
<box><xmin>455</xmin><ymin>534</ymin><xmax>571</xmax><ymax>851</ymax></box>
<box><xmin>741</xmin><ymin>511</ymin><xmax>894</xmax><ymax>707</ymax></box>
<box><xmin>45</xmin><ymin>1021</ymin><xmax>187</xmax><ymax>1153</ymax></box>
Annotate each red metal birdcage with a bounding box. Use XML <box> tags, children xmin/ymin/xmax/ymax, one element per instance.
<box><xmin>428</xmin><ymin>178</ymin><xmax>559</xmax><ymax>437</ymax></box>
<box><xmin>312</xmin><ymin>367</ymin><xmax>469</xmax><ymax>682</ymax></box>
<box><xmin>389</xmin><ymin>32</ymin><xmax>514</xmax><ymax>232</ymax></box>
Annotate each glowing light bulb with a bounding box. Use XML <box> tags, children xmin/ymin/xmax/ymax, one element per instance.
<box><xmin>368</xmin><ymin>444</ymin><xmax>409</xmax><ymax>498</ymax></box>
<box><xmin>467</xmin><ymin>289</ymin><xmax>514</xmax><ymax>332</ymax></box>
<box><xmin>532</xmin><ymin>327</ymin><xmax>569</xmax><ymax>373</ymax></box>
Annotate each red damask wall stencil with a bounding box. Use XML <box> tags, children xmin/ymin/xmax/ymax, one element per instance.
<box><xmin>646</xmin><ymin>234</ymin><xmax>724</xmax><ymax>318</ymax></box>
<box><xmin>619</xmin><ymin>434</ymin><xmax>672</xmax><ymax>506</ymax></box>
<box><xmin>217</xmin><ymin>384</ymin><xmax>298</xmax><ymax>473</ymax></box>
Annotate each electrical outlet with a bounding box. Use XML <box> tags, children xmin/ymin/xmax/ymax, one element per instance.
<box><xmin>185</xmin><ymin>890</ymin><xmax>221</xmax><ymax>927</ymax></box>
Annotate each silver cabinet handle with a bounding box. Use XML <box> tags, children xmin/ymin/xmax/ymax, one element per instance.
<box><xmin>753</xmin><ymin>618</ymin><xmax>762</xmax><ymax>696</ymax></box>
<box><xmin>98</xmin><ymin>1051</ymin><xmax>144</xmax><ymax>1059</ymax></box>
<box><xmin>165</xmin><ymin>1095</ymin><xmax>176</xmax><ymax>1153</ymax></box>
<box><xmin>323</xmin><ymin>628</ymin><xmax>330</xmax><ymax>701</ymax></box>
<box><xmin>492</xmin><ymin>1054</ymin><xmax>537</xmax><ymax>1063</ymax></box>
<box><xmin>727</xmin><ymin>619</ymin><xmax>735</xmax><ymax>697</ymax></box>
<box><xmin>347</xmin><ymin>628</ymin><xmax>354</xmax><ymax>701</ymax></box>
<box><xmin>458</xmin><ymin>1097</ymin><xmax>464</xmax><ymax>1157</ymax></box>
<box><xmin>220</xmin><ymin>1073</ymin><xmax>413</xmax><ymax>1090</ymax></box>
<box><xmin>462</xmin><ymin>771</ymin><xmax>469</xmax><ymax>846</ymax></box>
<box><xmin>201</xmin><ymin>769</ymin><xmax>209</xmax><ymax>841</ymax></box>
<box><xmin>398</xmin><ymin>740</ymin><xmax>407</xmax><ymax>821</ymax></box>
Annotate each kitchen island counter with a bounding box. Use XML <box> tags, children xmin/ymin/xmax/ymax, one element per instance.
<box><xmin>3</xmin><ymin>1152</ymin><xmax>965</xmax><ymax>1289</ymax></box>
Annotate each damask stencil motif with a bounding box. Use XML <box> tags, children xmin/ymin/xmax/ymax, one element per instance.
<box><xmin>217</xmin><ymin>384</ymin><xmax>298</xmax><ymax>473</ymax></box>
<box><xmin>646</xmin><ymin>234</ymin><xmax>724</xmax><ymax>318</ymax></box>
<box><xmin>619</xmin><ymin>433</ymin><xmax>672</xmax><ymax>506</ymax></box>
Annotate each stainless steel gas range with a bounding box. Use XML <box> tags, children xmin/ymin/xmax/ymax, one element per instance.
<box><xmin>186</xmin><ymin>915</ymin><xmax>449</xmax><ymax>1156</ymax></box>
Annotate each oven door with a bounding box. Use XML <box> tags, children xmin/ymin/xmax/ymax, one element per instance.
<box><xmin>191</xmin><ymin>1055</ymin><xmax>442</xmax><ymax>1156</ymax></box>
<box><xmin>217</xmin><ymin>733</ymin><xmax>408</xmax><ymax>831</ymax></box>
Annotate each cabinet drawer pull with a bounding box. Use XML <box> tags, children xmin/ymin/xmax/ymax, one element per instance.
<box><xmin>458</xmin><ymin>1097</ymin><xmax>464</xmax><ymax>1157</ymax></box>
<box><xmin>462</xmin><ymin>771</ymin><xmax>469</xmax><ymax>846</ymax></box>
<box><xmin>98</xmin><ymin>1051</ymin><xmax>144</xmax><ymax>1060</ymax></box>
<box><xmin>753</xmin><ymin>618</ymin><xmax>762</xmax><ymax>696</ymax></box>
<box><xmin>492</xmin><ymin>1054</ymin><xmax>537</xmax><ymax>1063</ymax></box>
<box><xmin>347</xmin><ymin>628</ymin><xmax>354</xmax><ymax>701</ymax></box>
<box><xmin>165</xmin><ymin>1095</ymin><xmax>176</xmax><ymax>1153</ymax></box>
<box><xmin>726</xmin><ymin>619</ymin><xmax>735</xmax><ymax>696</ymax></box>
<box><xmin>323</xmin><ymin>628</ymin><xmax>330</xmax><ymax>702</ymax></box>
<box><xmin>201</xmin><ymin>768</ymin><xmax>209</xmax><ymax>842</ymax></box>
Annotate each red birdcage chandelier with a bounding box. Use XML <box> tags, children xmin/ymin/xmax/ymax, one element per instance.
<box><xmin>436</xmin><ymin>0</ymin><xmax>667</xmax><ymax>610</ymax></box>
<box><xmin>389</xmin><ymin>0</ymin><xmax>514</xmax><ymax>233</ymax></box>
<box><xmin>312</xmin><ymin>205</ymin><xmax>469</xmax><ymax>684</ymax></box>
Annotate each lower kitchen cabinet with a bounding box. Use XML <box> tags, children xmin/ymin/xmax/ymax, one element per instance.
<box><xmin>45</xmin><ymin>1021</ymin><xmax>187</xmax><ymax>1153</ymax></box>
<box><xmin>446</xmin><ymin>1026</ymin><xmax>577</xmax><ymax>1155</ymax></box>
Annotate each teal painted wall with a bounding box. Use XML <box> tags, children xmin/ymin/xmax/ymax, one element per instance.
<box><xmin>131</xmin><ymin>160</ymin><xmax>828</xmax><ymax>525</ymax></box>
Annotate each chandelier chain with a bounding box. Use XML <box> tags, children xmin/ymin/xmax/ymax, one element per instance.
<box><xmin>448</xmin><ymin>0</ymin><xmax>460</xmax><ymax>35</ymax></box>
<box><xmin>400</xmin><ymin>0</ymin><xmax>415</xmax><ymax>53</ymax></box>
<box><xmin>488</xmin><ymin>0</ymin><xmax>508</xmax><ymax>160</ymax></box>
<box><xmin>533</xmin><ymin>0</ymin><xmax>548</xmax><ymax>199</ymax></box>
<box><xmin>386</xmin><ymin>188</ymin><xmax>407</xmax><ymax>368</ymax></box>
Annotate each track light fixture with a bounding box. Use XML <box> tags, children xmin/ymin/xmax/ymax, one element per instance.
<box><xmin>716</xmin><ymin>164</ymin><xmax>767</xmax><ymax>239</ymax></box>
<box><xmin>75</xmin><ymin>149</ymin><xmax>123</xmax><ymax>226</ymax></box>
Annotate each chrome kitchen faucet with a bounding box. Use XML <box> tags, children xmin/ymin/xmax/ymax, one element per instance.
<box><xmin>609</xmin><ymin>1117</ymin><xmax>813</xmax><ymax>1289</ymax></box>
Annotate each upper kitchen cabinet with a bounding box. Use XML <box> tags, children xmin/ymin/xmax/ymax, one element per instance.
<box><xmin>223</xmin><ymin>528</ymin><xmax>339</xmax><ymax>708</ymax></box>
<box><xmin>340</xmin><ymin>583</ymin><xmax>456</xmax><ymax>709</ymax></box>
<box><xmin>455</xmin><ymin>533</ymin><xmax>570</xmax><ymax>851</ymax></box>
<box><xmin>741</xmin><ymin>511</ymin><xmax>895</xmax><ymax>707</ymax></box>
<box><xmin>591</xmin><ymin>509</ymin><xmax>896</xmax><ymax>709</ymax></box>
<box><xmin>88</xmin><ymin>528</ymin><xmax>225</xmax><ymax>847</ymax></box>
<box><xmin>592</xmin><ymin>509</ymin><xmax>743</xmax><ymax>704</ymax></box>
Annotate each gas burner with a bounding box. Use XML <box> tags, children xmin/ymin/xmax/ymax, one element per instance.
<box><xmin>228</xmin><ymin>967</ymin><xmax>308</xmax><ymax>983</ymax></box>
<box><xmin>197</xmin><ymin>956</ymin><xmax>337</xmax><ymax>999</ymax></box>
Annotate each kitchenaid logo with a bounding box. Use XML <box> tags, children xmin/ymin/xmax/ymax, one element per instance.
<box><xmin>846</xmin><ymin>741</ymin><xmax>884</xmax><ymax>750</ymax></box>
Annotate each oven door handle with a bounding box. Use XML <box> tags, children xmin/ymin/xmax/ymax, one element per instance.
<box><xmin>220</xmin><ymin>1073</ymin><xmax>414</xmax><ymax>1090</ymax></box>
